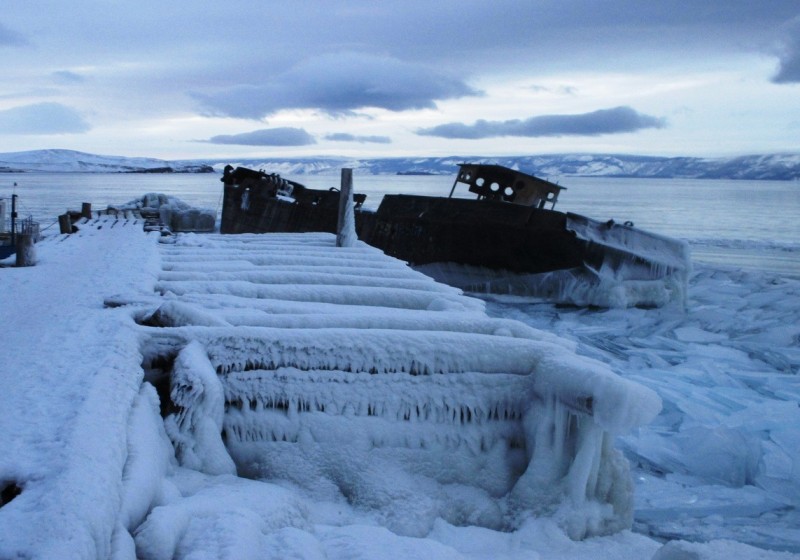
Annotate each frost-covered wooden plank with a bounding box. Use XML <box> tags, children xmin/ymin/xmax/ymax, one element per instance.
<box><xmin>159</xmin><ymin>263</ymin><xmax>441</xmax><ymax>280</ymax></box>
<box><xmin>142</xmin><ymin>300</ymin><xmax>566</xmax><ymax>345</ymax></box>
<box><xmin>157</xmin><ymin>270</ymin><xmax>460</xmax><ymax>293</ymax></box>
<box><xmin>156</xmin><ymin>281</ymin><xmax>483</xmax><ymax>311</ymax></box>
<box><xmin>162</xmin><ymin>326</ymin><xmax>554</xmax><ymax>375</ymax></box>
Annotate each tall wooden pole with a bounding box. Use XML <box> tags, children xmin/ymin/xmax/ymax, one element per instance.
<box><xmin>58</xmin><ymin>213</ymin><xmax>72</xmax><ymax>235</ymax></box>
<box><xmin>336</xmin><ymin>168</ymin><xmax>357</xmax><ymax>247</ymax></box>
<box><xmin>10</xmin><ymin>194</ymin><xmax>17</xmax><ymax>247</ymax></box>
<box><xmin>15</xmin><ymin>233</ymin><xmax>35</xmax><ymax>267</ymax></box>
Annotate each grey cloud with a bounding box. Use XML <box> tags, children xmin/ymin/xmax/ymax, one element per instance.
<box><xmin>205</xmin><ymin>128</ymin><xmax>317</xmax><ymax>146</ymax></box>
<box><xmin>416</xmin><ymin>106</ymin><xmax>666</xmax><ymax>139</ymax></box>
<box><xmin>530</xmin><ymin>85</ymin><xmax>578</xmax><ymax>95</ymax></box>
<box><xmin>51</xmin><ymin>71</ymin><xmax>87</xmax><ymax>84</ymax></box>
<box><xmin>772</xmin><ymin>18</ymin><xmax>800</xmax><ymax>83</ymax></box>
<box><xmin>0</xmin><ymin>23</ymin><xmax>27</xmax><ymax>46</ymax></box>
<box><xmin>324</xmin><ymin>133</ymin><xmax>391</xmax><ymax>144</ymax></box>
<box><xmin>0</xmin><ymin>103</ymin><xmax>90</xmax><ymax>134</ymax></box>
<box><xmin>193</xmin><ymin>52</ymin><xmax>480</xmax><ymax>119</ymax></box>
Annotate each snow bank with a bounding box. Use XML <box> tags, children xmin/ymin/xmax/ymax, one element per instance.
<box><xmin>134</xmin><ymin>472</ymin><xmax>309</xmax><ymax>560</ymax></box>
<box><xmin>0</xmin><ymin>216</ymin><xmax>162</xmax><ymax>558</ymax></box>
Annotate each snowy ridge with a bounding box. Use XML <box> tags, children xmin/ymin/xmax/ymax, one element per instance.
<box><xmin>0</xmin><ymin>149</ymin><xmax>213</xmax><ymax>173</ymax></box>
<box><xmin>3</xmin><ymin>149</ymin><xmax>800</xmax><ymax>179</ymax></box>
<box><xmin>137</xmin><ymin>231</ymin><xmax>663</xmax><ymax>547</ymax></box>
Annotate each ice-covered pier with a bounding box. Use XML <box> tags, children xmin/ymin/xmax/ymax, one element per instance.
<box><xmin>0</xmin><ymin>215</ymin><xmax>664</xmax><ymax>559</ymax></box>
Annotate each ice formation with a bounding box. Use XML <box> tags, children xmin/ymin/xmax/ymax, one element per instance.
<box><xmin>110</xmin><ymin>193</ymin><xmax>216</xmax><ymax>232</ymax></box>
<box><xmin>141</xmin><ymin>232</ymin><xmax>661</xmax><ymax>541</ymax></box>
<box><xmin>487</xmin><ymin>265</ymin><xmax>800</xmax><ymax>552</ymax></box>
<box><xmin>2</xmin><ymin>212</ymin><xmax>793</xmax><ymax>559</ymax></box>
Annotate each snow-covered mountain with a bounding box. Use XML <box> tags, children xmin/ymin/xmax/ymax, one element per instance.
<box><xmin>0</xmin><ymin>149</ymin><xmax>214</xmax><ymax>174</ymax></box>
<box><xmin>2</xmin><ymin>149</ymin><xmax>799</xmax><ymax>180</ymax></box>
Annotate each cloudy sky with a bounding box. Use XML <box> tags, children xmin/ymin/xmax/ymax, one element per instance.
<box><xmin>1</xmin><ymin>1</ymin><xmax>798</xmax><ymax>159</ymax></box>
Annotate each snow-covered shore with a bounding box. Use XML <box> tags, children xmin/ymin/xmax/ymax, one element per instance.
<box><xmin>0</xmin><ymin>220</ymin><xmax>797</xmax><ymax>559</ymax></box>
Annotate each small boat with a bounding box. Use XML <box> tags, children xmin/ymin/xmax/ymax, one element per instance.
<box><xmin>219</xmin><ymin>163</ymin><xmax>690</xmax><ymax>307</ymax></box>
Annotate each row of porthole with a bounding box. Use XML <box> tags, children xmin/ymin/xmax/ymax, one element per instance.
<box><xmin>475</xmin><ymin>177</ymin><xmax>517</xmax><ymax>198</ymax></box>
<box><xmin>463</xmin><ymin>172</ymin><xmax>557</xmax><ymax>202</ymax></box>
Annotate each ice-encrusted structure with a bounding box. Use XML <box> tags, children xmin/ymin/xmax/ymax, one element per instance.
<box><xmin>164</xmin><ymin>341</ymin><xmax>237</xmax><ymax>476</ymax></box>
<box><xmin>417</xmin><ymin>218</ymin><xmax>691</xmax><ymax>309</ymax></box>
<box><xmin>141</xmin><ymin>232</ymin><xmax>662</xmax><ymax>540</ymax></box>
<box><xmin>111</xmin><ymin>193</ymin><xmax>215</xmax><ymax>232</ymax></box>
<box><xmin>3</xmin><ymin>211</ymin><xmax>792</xmax><ymax>559</ymax></box>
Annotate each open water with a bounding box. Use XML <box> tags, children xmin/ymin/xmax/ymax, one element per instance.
<box><xmin>1</xmin><ymin>172</ymin><xmax>798</xmax><ymax>276</ymax></box>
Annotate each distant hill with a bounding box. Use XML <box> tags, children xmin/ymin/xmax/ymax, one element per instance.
<box><xmin>1</xmin><ymin>149</ymin><xmax>799</xmax><ymax>180</ymax></box>
<box><xmin>0</xmin><ymin>149</ymin><xmax>214</xmax><ymax>174</ymax></box>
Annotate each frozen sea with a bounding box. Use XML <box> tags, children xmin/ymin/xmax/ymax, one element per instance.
<box><xmin>2</xmin><ymin>171</ymin><xmax>800</xmax><ymax>555</ymax></box>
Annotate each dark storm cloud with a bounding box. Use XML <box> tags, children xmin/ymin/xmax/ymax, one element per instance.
<box><xmin>772</xmin><ymin>18</ymin><xmax>800</xmax><ymax>83</ymax></box>
<box><xmin>324</xmin><ymin>133</ymin><xmax>392</xmax><ymax>144</ymax></box>
<box><xmin>417</xmin><ymin>107</ymin><xmax>665</xmax><ymax>139</ymax></box>
<box><xmin>205</xmin><ymin>128</ymin><xmax>317</xmax><ymax>146</ymax></box>
<box><xmin>0</xmin><ymin>103</ymin><xmax>90</xmax><ymax>134</ymax></box>
<box><xmin>193</xmin><ymin>52</ymin><xmax>480</xmax><ymax>119</ymax></box>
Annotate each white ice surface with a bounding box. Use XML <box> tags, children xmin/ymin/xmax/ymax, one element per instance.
<box><xmin>483</xmin><ymin>264</ymin><xmax>800</xmax><ymax>554</ymax></box>
<box><xmin>1</xmin><ymin>224</ymin><xmax>797</xmax><ymax>559</ymax></box>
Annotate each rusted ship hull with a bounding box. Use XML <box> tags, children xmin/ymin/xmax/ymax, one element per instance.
<box><xmin>219</xmin><ymin>165</ymin><xmax>690</xmax><ymax>306</ymax></box>
<box><xmin>221</xmin><ymin>180</ymin><xmax>344</xmax><ymax>235</ymax></box>
<box><xmin>360</xmin><ymin>195</ymin><xmax>582</xmax><ymax>273</ymax></box>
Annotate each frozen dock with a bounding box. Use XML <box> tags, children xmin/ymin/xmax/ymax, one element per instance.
<box><xmin>0</xmin><ymin>216</ymin><xmax>662</xmax><ymax>558</ymax></box>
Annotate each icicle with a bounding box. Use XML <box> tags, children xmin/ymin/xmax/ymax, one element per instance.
<box><xmin>164</xmin><ymin>342</ymin><xmax>236</xmax><ymax>476</ymax></box>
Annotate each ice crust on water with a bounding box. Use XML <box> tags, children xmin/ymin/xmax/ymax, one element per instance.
<box><xmin>485</xmin><ymin>264</ymin><xmax>800</xmax><ymax>552</ymax></box>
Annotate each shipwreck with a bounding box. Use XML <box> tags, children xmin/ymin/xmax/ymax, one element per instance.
<box><xmin>220</xmin><ymin>163</ymin><xmax>690</xmax><ymax>307</ymax></box>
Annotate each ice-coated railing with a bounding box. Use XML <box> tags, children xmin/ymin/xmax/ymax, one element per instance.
<box><xmin>144</xmin><ymin>232</ymin><xmax>661</xmax><ymax>540</ymax></box>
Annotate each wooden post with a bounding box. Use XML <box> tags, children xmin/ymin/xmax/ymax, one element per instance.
<box><xmin>15</xmin><ymin>233</ymin><xmax>35</xmax><ymax>267</ymax></box>
<box><xmin>336</xmin><ymin>168</ymin><xmax>357</xmax><ymax>247</ymax></box>
<box><xmin>58</xmin><ymin>213</ymin><xmax>72</xmax><ymax>235</ymax></box>
<box><xmin>81</xmin><ymin>202</ymin><xmax>92</xmax><ymax>219</ymax></box>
